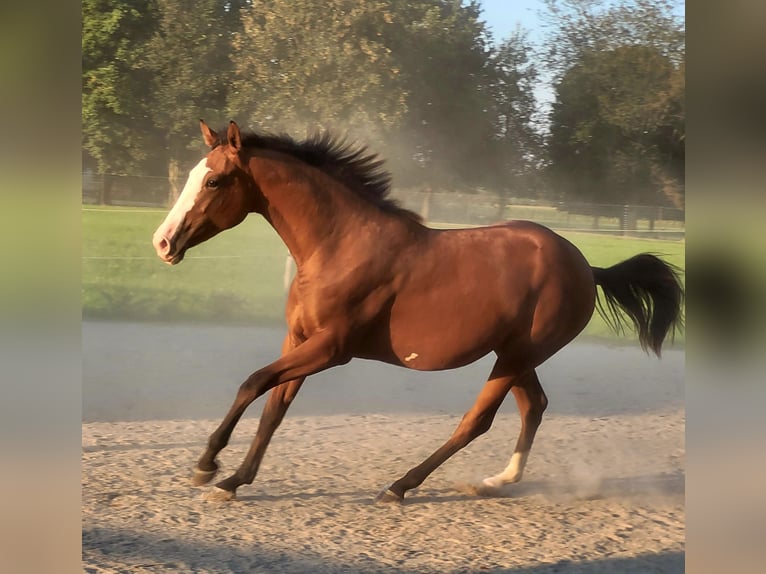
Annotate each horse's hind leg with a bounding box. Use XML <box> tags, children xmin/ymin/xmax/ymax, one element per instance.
<box><xmin>376</xmin><ymin>359</ymin><xmax>516</xmax><ymax>503</ymax></box>
<box><xmin>480</xmin><ymin>369</ymin><xmax>547</xmax><ymax>490</ymax></box>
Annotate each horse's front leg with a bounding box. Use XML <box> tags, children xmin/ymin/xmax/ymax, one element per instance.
<box><xmin>204</xmin><ymin>338</ymin><xmax>304</xmax><ymax>497</ymax></box>
<box><xmin>192</xmin><ymin>331</ymin><xmax>343</xmax><ymax>501</ymax></box>
<box><xmin>203</xmin><ymin>377</ymin><xmax>305</xmax><ymax>501</ymax></box>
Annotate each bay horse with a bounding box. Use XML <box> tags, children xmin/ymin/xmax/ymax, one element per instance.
<box><xmin>152</xmin><ymin>120</ymin><xmax>684</xmax><ymax>503</ymax></box>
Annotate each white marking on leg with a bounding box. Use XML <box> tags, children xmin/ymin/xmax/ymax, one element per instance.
<box><xmin>404</xmin><ymin>352</ymin><xmax>419</xmax><ymax>362</ymax></box>
<box><xmin>482</xmin><ymin>451</ymin><xmax>529</xmax><ymax>488</ymax></box>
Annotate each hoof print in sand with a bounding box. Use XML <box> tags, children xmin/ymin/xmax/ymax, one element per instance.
<box><xmin>203</xmin><ymin>487</ymin><xmax>236</xmax><ymax>502</ymax></box>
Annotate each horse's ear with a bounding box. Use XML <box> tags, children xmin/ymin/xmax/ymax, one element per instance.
<box><xmin>227</xmin><ymin>121</ymin><xmax>242</xmax><ymax>152</ymax></box>
<box><xmin>200</xmin><ymin>119</ymin><xmax>219</xmax><ymax>148</ymax></box>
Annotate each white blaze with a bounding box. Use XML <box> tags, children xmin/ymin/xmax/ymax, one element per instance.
<box><xmin>154</xmin><ymin>158</ymin><xmax>212</xmax><ymax>243</ymax></box>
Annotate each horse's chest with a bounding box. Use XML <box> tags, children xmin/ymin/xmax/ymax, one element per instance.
<box><xmin>291</xmin><ymin>280</ymin><xmax>391</xmax><ymax>333</ymax></box>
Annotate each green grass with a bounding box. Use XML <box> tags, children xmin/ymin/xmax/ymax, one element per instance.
<box><xmin>82</xmin><ymin>206</ymin><xmax>685</xmax><ymax>344</ymax></box>
<box><xmin>82</xmin><ymin>207</ymin><xmax>289</xmax><ymax>324</ymax></box>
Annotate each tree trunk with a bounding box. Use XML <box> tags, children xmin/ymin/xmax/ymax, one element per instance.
<box><xmin>99</xmin><ymin>174</ymin><xmax>113</xmax><ymax>206</ymax></box>
<box><xmin>167</xmin><ymin>158</ymin><xmax>180</xmax><ymax>207</ymax></box>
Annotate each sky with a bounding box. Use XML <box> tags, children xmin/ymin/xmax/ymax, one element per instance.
<box><xmin>475</xmin><ymin>0</ymin><xmax>554</xmax><ymax>115</ymax></box>
<box><xmin>477</xmin><ymin>1</ymin><xmax>685</xmax><ymax>46</ymax></box>
<box><xmin>477</xmin><ymin>0</ymin><xmax>548</xmax><ymax>45</ymax></box>
<box><xmin>474</xmin><ymin>0</ymin><xmax>685</xmax><ymax>118</ymax></box>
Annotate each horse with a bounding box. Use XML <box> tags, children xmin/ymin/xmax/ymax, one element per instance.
<box><xmin>152</xmin><ymin>120</ymin><xmax>684</xmax><ymax>503</ymax></box>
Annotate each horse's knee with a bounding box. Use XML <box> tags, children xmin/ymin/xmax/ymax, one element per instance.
<box><xmin>475</xmin><ymin>413</ymin><xmax>495</xmax><ymax>437</ymax></box>
<box><xmin>238</xmin><ymin>378</ymin><xmax>257</xmax><ymax>397</ymax></box>
<box><xmin>455</xmin><ymin>412</ymin><xmax>494</xmax><ymax>445</ymax></box>
<box><xmin>238</xmin><ymin>371</ymin><xmax>271</xmax><ymax>400</ymax></box>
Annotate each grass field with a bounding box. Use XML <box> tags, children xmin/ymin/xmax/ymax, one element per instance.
<box><xmin>82</xmin><ymin>206</ymin><xmax>685</xmax><ymax>344</ymax></box>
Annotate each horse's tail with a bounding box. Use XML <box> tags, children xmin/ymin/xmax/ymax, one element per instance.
<box><xmin>592</xmin><ymin>254</ymin><xmax>684</xmax><ymax>357</ymax></box>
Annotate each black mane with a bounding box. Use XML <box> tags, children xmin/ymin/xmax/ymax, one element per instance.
<box><xmin>220</xmin><ymin>129</ymin><xmax>422</xmax><ymax>222</ymax></box>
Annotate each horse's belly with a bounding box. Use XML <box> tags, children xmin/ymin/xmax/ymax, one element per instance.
<box><xmin>356</xmin><ymin>342</ymin><xmax>493</xmax><ymax>372</ymax></box>
<box><xmin>380</xmin><ymin>306</ymin><xmax>507</xmax><ymax>371</ymax></box>
<box><xmin>348</xmin><ymin>306</ymin><xmax>497</xmax><ymax>371</ymax></box>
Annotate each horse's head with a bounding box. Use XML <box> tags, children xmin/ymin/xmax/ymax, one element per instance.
<box><xmin>152</xmin><ymin>120</ymin><xmax>254</xmax><ymax>265</ymax></box>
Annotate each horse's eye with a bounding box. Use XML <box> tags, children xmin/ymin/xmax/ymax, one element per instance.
<box><xmin>206</xmin><ymin>178</ymin><xmax>219</xmax><ymax>189</ymax></box>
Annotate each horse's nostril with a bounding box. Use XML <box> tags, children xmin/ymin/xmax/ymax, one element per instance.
<box><xmin>156</xmin><ymin>236</ymin><xmax>170</xmax><ymax>254</ymax></box>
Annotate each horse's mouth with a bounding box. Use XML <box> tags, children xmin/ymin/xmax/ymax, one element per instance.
<box><xmin>160</xmin><ymin>250</ymin><xmax>186</xmax><ymax>266</ymax></box>
<box><xmin>167</xmin><ymin>253</ymin><xmax>185</xmax><ymax>265</ymax></box>
<box><xmin>154</xmin><ymin>231</ymin><xmax>188</xmax><ymax>265</ymax></box>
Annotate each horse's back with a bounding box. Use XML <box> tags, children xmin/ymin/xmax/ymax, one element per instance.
<box><xmin>424</xmin><ymin>220</ymin><xmax>593</xmax><ymax>296</ymax></box>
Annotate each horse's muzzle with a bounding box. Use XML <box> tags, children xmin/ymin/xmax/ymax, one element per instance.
<box><xmin>152</xmin><ymin>233</ymin><xmax>184</xmax><ymax>265</ymax></box>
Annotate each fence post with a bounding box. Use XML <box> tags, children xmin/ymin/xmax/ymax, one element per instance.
<box><xmin>622</xmin><ymin>204</ymin><xmax>629</xmax><ymax>236</ymax></box>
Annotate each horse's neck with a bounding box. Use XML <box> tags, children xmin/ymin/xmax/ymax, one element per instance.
<box><xmin>255</xmin><ymin>160</ymin><xmax>385</xmax><ymax>268</ymax></box>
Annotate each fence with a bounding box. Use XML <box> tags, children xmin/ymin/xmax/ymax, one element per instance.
<box><xmin>83</xmin><ymin>172</ymin><xmax>170</xmax><ymax>207</ymax></box>
<box><xmin>83</xmin><ymin>172</ymin><xmax>685</xmax><ymax>240</ymax></box>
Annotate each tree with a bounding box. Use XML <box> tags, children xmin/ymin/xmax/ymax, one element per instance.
<box><xmin>389</xmin><ymin>0</ymin><xmax>497</xmax><ymax>188</ymax></box>
<box><xmin>230</xmin><ymin>0</ymin><xmax>407</xmax><ymax>138</ymax></box>
<box><xmin>230</xmin><ymin>0</ymin><xmax>500</xmax><ymax>189</ymax></box>
<box><xmin>487</xmin><ymin>26</ymin><xmax>543</xmax><ymax>197</ymax></box>
<box><xmin>82</xmin><ymin>0</ymin><xmax>545</xmax><ymax>199</ymax></box>
<box><xmin>142</xmin><ymin>0</ymin><xmax>247</xmax><ymax>201</ymax></box>
<box><xmin>82</xmin><ymin>0</ymin><xmax>160</xmax><ymax>176</ymax></box>
<box><xmin>542</xmin><ymin>0</ymin><xmax>685</xmax><ymax>206</ymax></box>
<box><xmin>540</xmin><ymin>0</ymin><xmax>684</xmax><ymax>80</ymax></box>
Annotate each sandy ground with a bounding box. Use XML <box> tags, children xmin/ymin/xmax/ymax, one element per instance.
<box><xmin>82</xmin><ymin>322</ymin><xmax>684</xmax><ymax>573</ymax></box>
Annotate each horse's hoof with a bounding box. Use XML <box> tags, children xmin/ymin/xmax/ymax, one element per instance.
<box><xmin>374</xmin><ymin>487</ymin><xmax>404</xmax><ymax>504</ymax></box>
<box><xmin>203</xmin><ymin>486</ymin><xmax>236</xmax><ymax>502</ymax></box>
<box><xmin>191</xmin><ymin>466</ymin><xmax>218</xmax><ymax>486</ymax></box>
